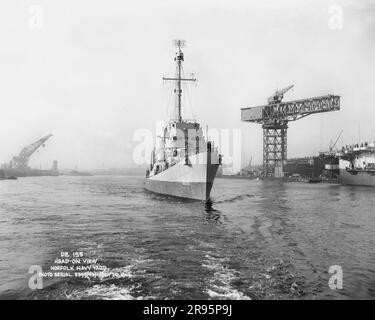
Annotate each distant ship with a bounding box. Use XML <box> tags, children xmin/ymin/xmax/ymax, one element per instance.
<box><xmin>145</xmin><ymin>40</ymin><xmax>221</xmax><ymax>201</ymax></box>
<box><xmin>339</xmin><ymin>142</ymin><xmax>375</xmax><ymax>186</ymax></box>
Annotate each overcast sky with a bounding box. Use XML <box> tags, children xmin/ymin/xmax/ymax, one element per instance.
<box><xmin>0</xmin><ymin>0</ymin><xmax>374</xmax><ymax>170</ymax></box>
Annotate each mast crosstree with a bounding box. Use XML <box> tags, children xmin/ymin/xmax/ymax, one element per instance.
<box><xmin>163</xmin><ymin>39</ymin><xmax>196</xmax><ymax>122</ymax></box>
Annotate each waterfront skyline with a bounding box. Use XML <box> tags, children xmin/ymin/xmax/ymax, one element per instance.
<box><xmin>0</xmin><ymin>0</ymin><xmax>374</xmax><ymax>170</ymax></box>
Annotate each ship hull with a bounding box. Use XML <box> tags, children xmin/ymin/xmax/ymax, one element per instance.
<box><xmin>339</xmin><ymin>169</ymin><xmax>375</xmax><ymax>186</ymax></box>
<box><xmin>145</xmin><ymin>179</ymin><xmax>214</xmax><ymax>200</ymax></box>
<box><xmin>145</xmin><ymin>151</ymin><xmax>219</xmax><ymax>201</ymax></box>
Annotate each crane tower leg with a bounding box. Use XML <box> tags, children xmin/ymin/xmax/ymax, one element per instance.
<box><xmin>262</xmin><ymin>122</ymin><xmax>288</xmax><ymax>177</ymax></box>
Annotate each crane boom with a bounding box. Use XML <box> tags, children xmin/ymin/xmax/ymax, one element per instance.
<box><xmin>267</xmin><ymin>84</ymin><xmax>294</xmax><ymax>104</ymax></box>
<box><xmin>242</xmin><ymin>94</ymin><xmax>340</xmax><ymax>123</ymax></box>
<box><xmin>330</xmin><ymin>130</ymin><xmax>343</xmax><ymax>152</ymax></box>
<box><xmin>10</xmin><ymin>134</ymin><xmax>53</xmax><ymax>169</ymax></box>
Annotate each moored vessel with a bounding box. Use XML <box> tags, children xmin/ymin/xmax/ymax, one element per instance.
<box><xmin>338</xmin><ymin>142</ymin><xmax>375</xmax><ymax>186</ymax></box>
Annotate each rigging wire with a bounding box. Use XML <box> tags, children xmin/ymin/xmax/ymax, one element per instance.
<box><xmin>181</xmin><ymin>66</ymin><xmax>196</xmax><ymax>120</ymax></box>
<box><xmin>163</xmin><ymin>78</ymin><xmax>174</xmax><ymax>119</ymax></box>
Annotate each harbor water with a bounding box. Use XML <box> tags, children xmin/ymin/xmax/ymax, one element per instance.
<box><xmin>0</xmin><ymin>176</ymin><xmax>374</xmax><ymax>299</ymax></box>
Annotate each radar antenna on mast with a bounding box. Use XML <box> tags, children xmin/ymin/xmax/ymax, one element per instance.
<box><xmin>173</xmin><ymin>39</ymin><xmax>186</xmax><ymax>49</ymax></box>
<box><xmin>163</xmin><ymin>39</ymin><xmax>196</xmax><ymax>122</ymax></box>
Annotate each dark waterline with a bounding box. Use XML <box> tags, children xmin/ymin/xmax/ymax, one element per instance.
<box><xmin>0</xmin><ymin>176</ymin><xmax>374</xmax><ymax>299</ymax></box>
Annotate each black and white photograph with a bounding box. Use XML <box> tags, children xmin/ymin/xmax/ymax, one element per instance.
<box><xmin>0</xmin><ymin>0</ymin><xmax>375</xmax><ymax>309</ymax></box>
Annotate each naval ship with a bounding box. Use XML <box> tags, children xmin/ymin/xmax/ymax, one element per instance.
<box><xmin>145</xmin><ymin>40</ymin><xmax>221</xmax><ymax>200</ymax></box>
<box><xmin>339</xmin><ymin>142</ymin><xmax>375</xmax><ymax>186</ymax></box>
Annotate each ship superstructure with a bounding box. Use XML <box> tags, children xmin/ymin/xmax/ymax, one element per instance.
<box><xmin>145</xmin><ymin>40</ymin><xmax>221</xmax><ymax>200</ymax></box>
<box><xmin>338</xmin><ymin>142</ymin><xmax>375</xmax><ymax>186</ymax></box>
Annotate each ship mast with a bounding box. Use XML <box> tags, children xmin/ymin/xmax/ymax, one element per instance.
<box><xmin>163</xmin><ymin>39</ymin><xmax>196</xmax><ymax>122</ymax></box>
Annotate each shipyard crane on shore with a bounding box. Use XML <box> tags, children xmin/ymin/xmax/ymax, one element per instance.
<box><xmin>241</xmin><ymin>86</ymin><xmax>340</xmax><ymax>177</ymax></box>
<box><xmin>7</xmin><ymin>134</ymin><xmax>53</xmax><ymax>170</ymax></box>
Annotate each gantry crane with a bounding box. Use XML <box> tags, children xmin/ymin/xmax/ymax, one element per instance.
<box><xmin>241</xmin><ymin>86</ymin><xmax>340</xmax><ymax>177</ymax></box>
<box><xmin>8</xmin><ymin>134</ymin><xmax>52</xmax><ymax>169</ymax></box>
